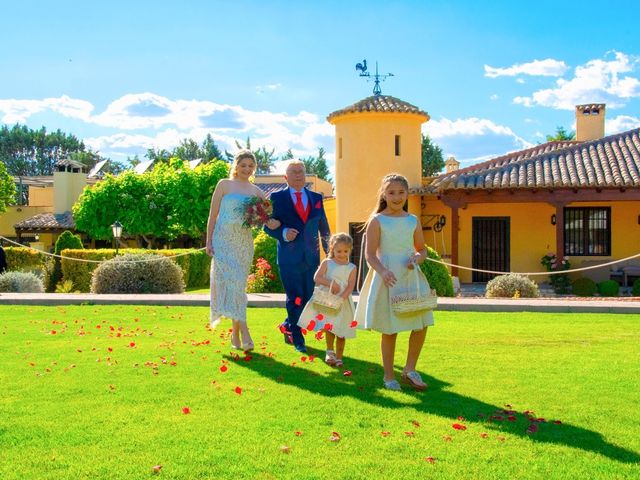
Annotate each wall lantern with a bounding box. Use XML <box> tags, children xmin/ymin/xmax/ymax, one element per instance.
<box><xmin>551</xmin><ymin>214</ymin><xmax>557</xmax><ymax>225</ymax></box>
<box><xmin>111</xmin><ymin>221</ymin><xmax>123</xmax><ymax>255</ymax></box>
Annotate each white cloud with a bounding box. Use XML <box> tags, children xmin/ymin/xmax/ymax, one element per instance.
<box><xmin>256</xmin><ymin>83</ymin><xmax>282</xmax><ymax>94</ymax></box>
<box><xmin>484</xmin><ymin>59</ymin><xmax>568</xmax><ymax>78</ymax></box>
<box><xmin>513</xmin><ymin>51</ymin><xmax>640</xmax><ymax>110</ymax></box>
<box><xmin>606</xmin><ymin>114</ymin><xmax>640</xmax><ymax>134</ymax></box>
<box><xmin>423</xmin><ymin>117</ymin><xmax>532</xmax><ymax>163</ymax></box>
<box><xmin>0</xmin><ymin>95</ymin><xmax>94</xmax><ymax>123</ymax></box>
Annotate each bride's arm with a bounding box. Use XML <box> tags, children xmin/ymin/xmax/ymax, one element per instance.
<box><xmin>206</xmin><ymin>180</ymin><xmax>228</xmax><ymax>255</ymax></box>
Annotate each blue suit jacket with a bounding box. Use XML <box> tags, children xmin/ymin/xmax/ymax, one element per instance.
<box><xmin>264</xmin><ymin>188</ymin><xmax>330</xmax><ymax>269</ymax></box>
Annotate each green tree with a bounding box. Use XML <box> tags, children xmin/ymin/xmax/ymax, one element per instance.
<box><xmin>73</xmin><ymin>158</ymin><xmax>229</xmax><ymax>246</ymax></box>
<box><xmin>0</xmin><ymin>161</ymin><xmax>16</xmax><ymax>213</ymax></box>
<box><xmin>146</xmin><ymin>135</ymin><xmax>223</xmax><ymax>164</ymax></box>
<box><xmin>301</xmin><ymin>147</ymin><xmax>331</xmax><ymax>182</ymax></box>
<box><xmin>421</xmin><ymin>134</ymin><xmax>445</xmax><ymax>176</ymax></box>
<box><xmin>225</xmin><ymin>137</ymin><xmax>277</xmax><ymax>174</ymax></box>
<box><xmin>68</xmin><ymin>150</ymin><xmax>125</xmax><ymax>176</ymax></box>
<box><xmin>546</xmin><ymin>126</ymin><xmax>575</xmax><ymax>142</ymax></box>
<box><xmin>0</xmin><ymin>124</ymin><xmax>86</xmax><ymax>176</ymax></box>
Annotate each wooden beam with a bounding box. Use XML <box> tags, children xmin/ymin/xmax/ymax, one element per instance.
<box><xmin>451</xmin><ymin>206</ymin><xmax>459</xmax><ymax>277</ymax></box>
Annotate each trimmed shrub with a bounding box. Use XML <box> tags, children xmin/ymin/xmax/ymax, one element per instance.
<box><xmin>419</xmin><ymin>246</ymin><xmax>455</xmax><ymax>297</ymax></box>
<box><xmin>91</xmin><ymin>254</ymin><xmax>185</xmax><ymax>294</ymax></box>
<box><xmin>62</xmin><ymin>248</ymin><xmax>210</xmax><ymax>292</ymax></box>
<box><xmin>632</xmin><ymin>278</ymin><xmax>640</xmax><ymax>297</ymax></box>
<box><xmin>597</xmin><ymin>280</ymin><xmax>619</xmax><ymax>297</ymax></box>
<box><xmin>485</xmin><ymin>274</ymin><xmax>540</xmax><ymax>298</ymax></box>
<box><xmin>49</xmin><ymin>231</ymin><xmax>84</xmax><ymax>292</ymax></box>
<box><xmin>4</xmin><ymin>246</ymin><xmax>48</xmax><ymax>271</ymax></box>
<box><xmin>0</xmin><ymin>271</ymin><xmax>44</xmax><ymax>293</ymax></box>
<box><xmin>251</xmin><ymin>231</ymin><xmax>284</xmax><ymax>292</ymax></box>
<box><xmin>571</xmin><ymin>277</ymin><xmax>597</xmax><ymax>297</ymax></box>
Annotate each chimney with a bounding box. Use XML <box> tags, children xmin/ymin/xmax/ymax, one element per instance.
<box><xmin>444</xmin><ymin>156</ymin><xmax>460</xmax><ymax>173</ymax></box>
<box><xmin>575</xmin><ymin>103</ymin><xmax>605</xmax><ymax>142</ymax></box>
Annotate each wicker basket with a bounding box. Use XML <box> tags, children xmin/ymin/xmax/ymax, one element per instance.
<box><xmin>311</xmin><ymin>281</ymin><xmax>342</xmax><ymax>313</ymax></box>
<box><xmin>390</xmin><ymin>268</ymin><xmax>437</xmax><ymax>315</ymax></box>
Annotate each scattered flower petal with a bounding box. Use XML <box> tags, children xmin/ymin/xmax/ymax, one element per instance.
<box><xmin>424</xmin><ymin>457</ymin><xmax>436</xmax><ymax>464</ymax></box>
<box><xmin>480</xmin><ymin>432</ymin><xmax>489</xmax><ymax>438</ymax></box>
<box><xmin>404</xmin><ymin>431</ymin><xmax>415</xmax><ymax>437</ymax></box>
<box><xmin>411</xmin><ymin>420</ymin><xmax>421</xmax><ymax>427</ymax></box>
<box><xmin>182</xmin><ymin>407</ymin><xmax>191</xmax><ymax>414</ymax></box>
<box><xmin>152</xmin><ymin>465</ymin><xmax>163</xmax><ymax>473</ymax></box>
<box><xmin>380</xmin><ymin>431</ymin><xmax>391</xmax><ymax>437</ymax></box>
<box><xmin>234</xmin><ymin>386</ymin><xmax>242</xmax><ymax>395</ymax></box>
<box><xmin>349</xmin><ymin>320</ymin><xmax>358</xmax><ymax>328</ymax></box>
<box><xmin>220</xmin><ymin>365</ymin><xmax>228</xmax><ymax>373</ymax></box>
<box><xmin>307</xmin><ymin>320</ymin><xmax>316</xmax><ymax>330</ymax></box>
<box><xmin>294</xmin><ymin>297</ymin><xmax>302</xmax><ymax>306</ymax></box>
<box><xmin>527</xmin><ymin>424</ymin><xmax>539</xmax><ymax>434</ymax></box>
<box><xmin>452</xmin><ymin>423</ymin><xmax>467</xmax><ymax>430</ymax></box>
<box><xmin>316</xmin><ymin>313</ymin><xmax>324</xmax><ymax>321</ymax></box>
<box><xmin>553</xmin><ymin>420</ymin><xmax>562</xmax><ymax>425</ymax></box>
<box><xmin>279</xmin><ymin>445</ymin><xmax>291</xmax><ymax>454</ymax></box>
<box><xmin>343</xmin><ymin>370</ymin><xmax>352</xmax><ymax>377</ymax></box>
<box><xmin>294</xmin><ymin>431</ymin><xmax>303</xmax><ymax>436</ymax></box>
<box><xmin>328</xmin><ymin>431</ymin><xmax>341</xmax><ymax>442</ymax></box>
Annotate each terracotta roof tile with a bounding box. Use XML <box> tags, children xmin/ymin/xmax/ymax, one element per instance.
<box><xmin>14</xmin><ymin>212</ymin><xmax>75</xmax><ymax>232</ymax></box>
<box><xmin>256</xmin><ymin>182</ymin><xmax>313</xmax><ymax>196</ymax></box>
<box><xmin>414</xmin><ymin>128</ymin><xmax>640</xmax><ymax>193</ymax></box>
<box><xmin>327</xmin><ymin>95</ymin><xmax>429</xmax><ymax>121</ymax></box>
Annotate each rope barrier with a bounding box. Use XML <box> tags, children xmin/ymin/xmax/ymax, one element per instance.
<box><xmin>2</xmin><ymin>234</ymin><xmax>639</xmax><ymax>276</ymax></box>
<box><xmin>0</xmin><ymin>235</ymin><xmax>207</xmax><ymax>264</ymax></box>
<box><xmin>423</xmin><ymin>252</ymin><xmax>640</xmax><ymax>276</ymax></box>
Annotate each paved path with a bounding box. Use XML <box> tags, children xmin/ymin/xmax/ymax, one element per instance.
<box><xmin>1</xmin><ymin>292</ymin><xmax>639</xmax><ymax>313</ymax></box>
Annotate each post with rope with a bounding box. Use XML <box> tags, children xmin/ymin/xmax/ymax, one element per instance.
<box><xmin>111</xmin><ymin>221</ymin><xmax>123</xmax><ymax>256</ymax></box>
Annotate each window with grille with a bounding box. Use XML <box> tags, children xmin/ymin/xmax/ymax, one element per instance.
<box><xmin>563</xmin><ymin>207</ymin><xmax>611</xmax><ymax>256</ymax></box>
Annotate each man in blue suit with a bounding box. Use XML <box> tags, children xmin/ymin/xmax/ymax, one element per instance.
<box><xmin>265</xmin><ymin>160</ymin><xmax>330</xmax><ymax>353</ymax></box>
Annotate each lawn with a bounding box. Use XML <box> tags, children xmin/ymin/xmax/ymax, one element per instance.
<box><xmin>0</xmin><ymin>306</ymin><xmax>638</xmax><ymax>480</ymax></box>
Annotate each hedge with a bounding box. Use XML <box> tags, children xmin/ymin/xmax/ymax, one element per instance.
<box><xmin>419</xmin><ymin>246</ymin><xmax>455</xmax><ymax>297</ymax></box>
<box><xmin>61</xmin><ymin>248</ymin><xmax>211</xmax><ymax>292</ymax></box>
<box><xmin>4</xmin><ymin>247</ymin><xmax>48</xmax><ymax>272</ymax></box>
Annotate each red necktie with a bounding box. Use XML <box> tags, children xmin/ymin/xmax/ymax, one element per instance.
<box><xmin>294</xmin><ymin>191</ymin><xmax>309</xmax><ymax>222</ymax></box>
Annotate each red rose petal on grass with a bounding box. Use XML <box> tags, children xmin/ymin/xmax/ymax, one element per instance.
<box><xmin>316</xmin><ymin>313</ymin><xmax>324</xmax><ymax>321</ymax></box>
<box><xmin>442</xmin><ymin>435</ymin><xmax>452</xmax><ymax>442</ymax></box>
<box><xmin>50</xmin><ymin>330</ymin><xmax>57</xmax><ymax>335</ymax></box>
<box><xmin>343</xmin><ymin>370</ymin><xmax>352</xmax><ymax>377</ymax></box>
<box><xmin>107</xmin><ymin>347</ymin><xmax>113</xmax><ymax>352</ymax></box>
<box><xmin>457</xmin><ymin>416</ymin><xmax>466</xmax><ymax>421</ymax></box>
<box><xmin>294</xmin><ymin>431</ymin><xmax>303</xmax><ymax>436</ymax></box>
<box><xmin>182</xmin><ymin>407</ymin><xmax>191</xmax><ymax>414</ymax></box>
<box><xmin>234</xmin><ymin>386</ymin><xmax>242</xmax><ymax>395</ymax></box>
<box><xmin>480</xmin><ymin>432</ymin><xmax>489</xmax><ymax>438</ymax></box>
<box><xmin>307</xmin><ymin>320</ymin><xmax>316</xmax><ymax>330</ymax></box>
<box><xmin>243</xmin><ymin>355</ymin><xmax>252</xmax><ymax>361</ymax></box>
<box><xmin>381</xmin><ymin>431</ymin><xmax>391</xmax><ymax>437</ymax></box>
<box><xmin>315</xmin><ymin>331</ymin><xmax>324</xmax><ymax>340</ymax></box>
<box><xmin>404</xmin><ymin>431</ymin><xmax>415</xmax><ymax>437</ymax></box>
<box><xmin>220</xmin><ymin>365</ymin><xmax>228</xmax><ymax>373</ymax></box>
<box><xmin>411</xmin><ymin>420</ymin><xmax>421</xmax><ymax>427</ymax></box>
<box><xmin>424</xmin><ymin>457</ymin><xmax>436</xmax><ymax>464</ymax></box>
<box><xmin>301</xmin><ymin>328</ymin><xmax>307</xmax><ymax>336</ymax></box>
<box><xmin>300</xmin><ymin>356</ymin><xmax>307</xmax><ymax>362</ymax></box>
<box><xmin>294</xmin><ymin>297</ymin><xmax>302</xmax><ymax>306</ymax></box>
<box><xmin>328</xmin><ymin>431</ymin><xmax>341</xmax><ymax>442</ymax></box>
<box><xmin>279</xmin><ymin>445</ymin><xmax>291</xmax><ymax>454</ymax></box>
<box><xmin>507</xmin><ymin>415</ymin><xmax>517</xmax><ymax>422</ymax></box>
<box><xmin>349</xmin><ymin>321</ymin><xmax>358</xmax><ymax>328</ymax></box>
<box><xmin>452</xmin><ymin>423</ymin><xmax>467</xmax><ymax>430</ymax></box>
<box><xmin>308</xmin><ymin>355</ymin><xmax>315</xmax><ymax>362</ymax></box>
<box><xmin>129</xmin><ymin>342</ymin><xmax>136</xmax><ymax>348</ymax></box>
<box><xmin>553</xmin><ymin>420</ymin><xmax>562</xmax><ymax>425</ymax></box>
<box><xmin>527</xmin><ymin>424</ymin><xmax>539</xmax><ymax>434</ymax></box>
<box><xmin>152</xmin><ymin>465</ymin><xmax>163</xmax><ymax>473</ymax></box>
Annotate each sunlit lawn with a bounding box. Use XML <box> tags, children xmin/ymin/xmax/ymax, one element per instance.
<box><xmin>1</xmin><ymin>306</ymin><xmax>639</xmax><ymax>480</ymax></box>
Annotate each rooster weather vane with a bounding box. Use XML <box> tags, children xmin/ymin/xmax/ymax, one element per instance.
<box><xmin>355</xmin><ymin>59</ymin><xmax>394</xmax><ymax>96</ymax></box>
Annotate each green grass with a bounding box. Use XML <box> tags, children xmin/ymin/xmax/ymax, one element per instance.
<box><xmin>1</xmin><ymin>306</ymin><xmax>639</xmax><ymax>480</ymax></box>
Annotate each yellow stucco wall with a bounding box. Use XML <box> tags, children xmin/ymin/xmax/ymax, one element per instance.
<box><xmin>421</xmin><ymin>198</ymin><xmax>640</xmax><ymax>283</ymax></box>
<box><xmin>53</xmin><ymin>172</ymin><xmax>87</xmax><ymax>213</ymax></box>
<box><xmin>29</xmin><ymin>186</ymin><xmax>54</xmax><ymax>207</ymax></box>
<box><xmin>0</xmin><ymin>206</ymin><xmax>54</xmax><ymax>238</ymax></box>
<box><xmin>330</xmin><ymin>112</ymin><xmax>427</xmax><ymax>233</ymax></box>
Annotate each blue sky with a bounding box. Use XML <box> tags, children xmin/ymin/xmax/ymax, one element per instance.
<box><xmin>1</xmin><ymin>0</ymin><xmax>639</xmax><ymax>173</ymax></box>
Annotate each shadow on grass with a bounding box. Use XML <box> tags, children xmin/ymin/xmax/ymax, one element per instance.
<box><xmin>228</xmin><ymin>345</ymin><xmax>639</xmax><ymax>464</ymax></box>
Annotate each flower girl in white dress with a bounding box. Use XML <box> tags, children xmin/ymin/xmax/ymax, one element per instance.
<box><xmin>298</xmin><ymin>233</ymin><xmax>357</xmax><ymax>367</ymax></box>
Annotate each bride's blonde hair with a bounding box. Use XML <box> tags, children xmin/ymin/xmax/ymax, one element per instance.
<box><xmin>229</xmin><ymin>149</ymin><xmax>257</xmax><ymax>179</ymax></box>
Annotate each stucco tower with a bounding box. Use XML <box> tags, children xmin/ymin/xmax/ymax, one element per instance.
<box><xmin>327</xmin><ymin>95</ymin><xmax>429</xmax><ymax>236</ymax></box>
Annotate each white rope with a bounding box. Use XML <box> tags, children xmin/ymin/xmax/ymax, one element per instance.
<box><xmin>0</xmin><ymin>235</ymin><xmax>206</xmax><ymax>264</ymax></box>
<box><xmin>423</xmin><ymin>252</ymin><xmax>640</xmax><ymax>276</ymax></box>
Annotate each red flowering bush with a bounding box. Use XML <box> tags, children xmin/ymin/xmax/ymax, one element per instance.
<box><xmin>246</xmin><ymin>257</ymin><xmax>281</xmax><ymax>293</ymax></box>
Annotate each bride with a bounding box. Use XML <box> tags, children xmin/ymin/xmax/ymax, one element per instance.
<box><xmin>206</xmin><ymin>150</ymin><xmax>280</xmax><ymax>350</ymax></box>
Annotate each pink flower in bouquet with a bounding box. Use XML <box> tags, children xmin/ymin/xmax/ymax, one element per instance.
<box><xmin>239</xmin><ymin>196</ymin><xmax>273</xmax><ymax>228</ymax></box>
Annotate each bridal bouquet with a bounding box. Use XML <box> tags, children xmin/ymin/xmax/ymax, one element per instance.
<box><xmin>240</xmin><ymin>196</ymin><xmax>273</xmax><ymax>228</ymax></box>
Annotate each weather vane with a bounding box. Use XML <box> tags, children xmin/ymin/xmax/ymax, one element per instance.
<box><xmin>355</xmin><ymin>59</ymin><xmax>394</xmax><ymax>96</ymax></box>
